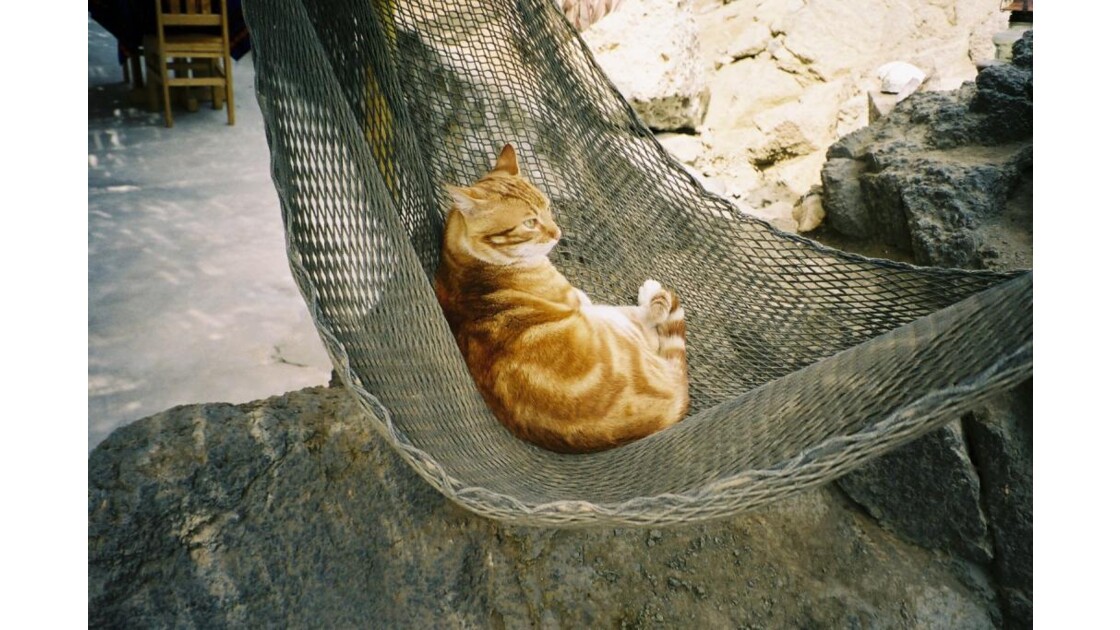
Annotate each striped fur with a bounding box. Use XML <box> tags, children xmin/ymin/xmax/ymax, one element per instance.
<box><xmin>434</xmin><ymin>145</ymin><xmax>689</xmax><ymax>453</ymax></box>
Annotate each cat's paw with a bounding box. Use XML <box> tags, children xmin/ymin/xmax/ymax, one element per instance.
<box><xmin>638</xmin><ymin>279</ymin><xmax>672</xmax><ymax>324</ymax></box>
<box><xmin>637</xmin><ymin>279</ymin><xmax>662</xmax><ymax>305</ymax></box>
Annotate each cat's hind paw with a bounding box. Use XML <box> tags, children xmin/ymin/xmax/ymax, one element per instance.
<box><xmin>637</xmin><ymin>279</ymin><xmax>662</xmax><ymax>305</ymax></box>
<box><xmin>638</xmin><ymin>279</ymin><xmax>672</xmax><ymax>324</ymax></box>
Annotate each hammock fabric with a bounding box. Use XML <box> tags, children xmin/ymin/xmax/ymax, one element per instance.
<box><xmin>243</xmin><ymin>0</ymin><xmax>1032</xmax><ymax>526</ymax></box>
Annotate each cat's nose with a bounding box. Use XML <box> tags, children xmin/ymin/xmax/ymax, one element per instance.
<box><xmin>551</xmin><ymin>226</ymin><xmax>562</xmax><ymax>240</ymax></box>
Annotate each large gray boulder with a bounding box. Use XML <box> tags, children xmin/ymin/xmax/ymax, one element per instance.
<box><xmin>823</xmin><ymin>31</ymin><xmax>1032</xmax><ymax>630</ymax></box>
<box><xmin>837</xmin><ymin>380</ymin><xmax>1032</xmax><ymax>629</ymax></box>
<box><xmin>90</xmin><ymin>386</ymin><xmax>1002</xmax><ymax>627</ymax></box>
<box><xmin>820</xmin><ymin>31</ymin><xmax>1032</xmax><ymax>270</ymax></box>
<box><xmin>838</xmin><ymin>421</ymin><xmax>992</xmax><ymax>565</ymax></box>
<box><xmin>972</xmin><ymin>32</ymin><xmax>1033</xmax><ymax>144</ymax></box>
<box><xmin>966</xmin><ymin>381</ymin><xmax>1033</xmax><ymax>627</ymax></box>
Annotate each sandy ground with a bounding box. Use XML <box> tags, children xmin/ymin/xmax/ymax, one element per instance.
<box><xmin>88</xmin><ymin>18</ymin><xmax>333</xmax><ymax>451</ymax></box>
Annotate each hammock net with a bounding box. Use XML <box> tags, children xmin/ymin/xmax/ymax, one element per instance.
<box><xmin>243</xmin><ymin>0</ymin><xmax>1032</xmax><ymax>525</ymax></box>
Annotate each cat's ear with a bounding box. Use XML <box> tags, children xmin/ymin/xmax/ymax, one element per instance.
<box><xmin>444</xmin><ymin>184</ymin><xmax>487</xmax><ymax>216</ymax></box>
<box><xmin>492</xmin><ymin>143</ymin><xmax>520</xmax><ymax>176</ymax></box>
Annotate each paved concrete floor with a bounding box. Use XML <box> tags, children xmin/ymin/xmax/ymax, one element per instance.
<box><xmin>88</xmin><ymin>18</ymin><xmax>332</xmax><ymax>450</ymax></box>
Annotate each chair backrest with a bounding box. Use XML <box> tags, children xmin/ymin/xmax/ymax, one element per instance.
<box><xmin>156</xmin><ymin>0</ymin><xmax>227</xmax><ymax>28</ymax></box>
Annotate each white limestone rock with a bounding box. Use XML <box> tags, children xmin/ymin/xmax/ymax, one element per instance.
<box><xmin>694</xmin><ymin>1</ymin><xmax>758</xmax><ymax>63</ymax></box>
<box><xmin>656</xmin><ymin>132</ymin><xmax>706</xmax><ymax>166</ymax></box>
<box><xmin>727</xmin><ymin>21</ymin><xmax>772</xmax><ymax>61</ymax></box>
<box><xmin>768</xmin><ymin>152</ymin><xmax>828</xmax><ymax>202</ymax></box>
<box><xmin>792</xmin><ymin>191</ymin><xmax>826</xmax><ymax>233</ymax></box>
<box><xmin>583</xmin><ymin>0</ymin><xmax>710</xmax><ymax>130</ymax></box>
<box><xmin>593</xmin><ymin>0</ymin><xmax>1010</xmax><ymax>229</ymax></box>
<box><xmin>703</xmin><ymin>57</ymin><xmax>804</xmax><ymax>131</ymax></box>
<box><xmin>877</xmin><ymin>61</ymin><xmax>926</xmax><ymax>95</ymax></box>
<box><xmin>742</xmin><ymin>200</ymin><xmax>798</xmax><ymax>233</ymax></box>
<box><xmin>747</xmin><ymin>82</ymin><xmax>845</xmax><ymax>167</ymax></box>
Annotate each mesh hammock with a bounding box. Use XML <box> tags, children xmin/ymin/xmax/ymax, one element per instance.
<box><xmin>243</xmin><ymin>0</ymin><xmax>1032</xmax><ymax>526</ymax></box>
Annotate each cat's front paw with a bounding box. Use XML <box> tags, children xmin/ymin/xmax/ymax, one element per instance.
<box><xmin>638</xmin><ymin>279</ymin><xmax>672</xmax><ymax>324</ymax></box>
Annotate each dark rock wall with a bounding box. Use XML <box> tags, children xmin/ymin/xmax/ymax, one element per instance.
<box><xmin>823</xmin><ymin>30</ymin><xmax>1033</xmax><ymax>630</ymax></box>
<box><xmin>90</xmin><ymin>387</ymin><xmax>998</xmax><ymax>628</ymax></box>
<box><xmin>821</xmin><ymin>31</ymin><xmax>1033</xmax><ymax>271</ymax></box>
<box><xmin>967</xmin><ymin>381</ymin><xmax>1034</xmax><ymax>626</ymax></box>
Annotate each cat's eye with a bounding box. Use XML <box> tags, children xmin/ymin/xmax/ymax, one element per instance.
<box><xmin>522</xmin><ymin>218</ymin><xmax>539</xmax><ymax>229</ymax></box>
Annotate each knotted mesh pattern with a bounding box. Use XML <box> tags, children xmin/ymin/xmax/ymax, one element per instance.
<box><xmin>244</xmin><ymin>0</ymin><xmax>1032</xmax><ymax>525</ymax></box>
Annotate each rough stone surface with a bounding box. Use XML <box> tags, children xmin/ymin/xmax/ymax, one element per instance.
<box><xmin>90</xmin><ymin>386</ymin><xmax>1001</xmax><ymax>628</ymax></box>
<box><xmin>966</xmin><ymin>380</ymin><xmax>1033</xmax><ymax>630</ymax></box>
<box><xmin>835</xmin><ymin>377</ymin><xmax>1036</xmax><ymax>627</ymax></box>
<box><xmin>791</xmin><ymin>189</ymin><xmax>825</xmax><ymax>232</ymax></box>
<box><xmin>834</xmin><ymin>371</ymin><xmax>1032</xmax><ymax>628</ymax></box>
<box><xmin>818</xmin><ymin>31</ymin><xmax>1033</xmax><ymax>270</ymax></box>
<box><xmin>656</xmin><ymin>132</ymin><xmax>706</xmax><ymax>166</ymax></box>
<box><xmin>823</xmin><ymin>33</ymin><xmax>1032</xmax><ymax>629</ymax></box>
<box><xmin>820</xmin><ymin>157</ymin><xmax>869</xmax><ymax>236</ymax></box>
<box><xmin>838</xmin><ymin>421</ymin><xmax>992</xmax><ymax>565</ymax></box>
<box><xmin>971</xmin><ymin>31</ymin><xmax>1033</xmax><ymax>144</ymax></box>
<box><xmin>583</xmin><ymin>0</ymin><xmax>710</xmax><ymax>131</ymax></box>
<box><xmin>1011</xmin><ymin>30</ymin><xmax>1032</xmax><ymax>69</ymax></box>
<box><xmin>588</xmin><ymin>0</ymin><xmax>1008</xmax><ymax>229</ymax></box>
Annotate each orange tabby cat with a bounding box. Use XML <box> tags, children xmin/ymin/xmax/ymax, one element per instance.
<box><xmin>434</xmin><ymin>144</ymin><xmax>689</xmax><ymax>453</ymax></box>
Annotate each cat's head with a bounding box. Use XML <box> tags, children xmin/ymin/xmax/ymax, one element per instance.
<box><xmin>445</xmin><ymin>144</ymin><xmax>561</xmax><ymax>266</ymax></box>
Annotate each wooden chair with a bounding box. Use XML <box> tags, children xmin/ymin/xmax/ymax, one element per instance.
<box><xmin>143</xmin><ymin>0</ymin><xmax>235</xmax><ymax>127</ymax></box>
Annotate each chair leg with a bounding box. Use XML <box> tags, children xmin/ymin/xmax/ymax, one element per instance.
<box><xmin>176</xmin><ymin>59</ymin><xmax>199</xmax><ymax>113</ymax></box>
<box><xmin>160</xmin><ymin>57</ymin><xmax>174</xmax><ymax>128</ymax></box>
<box><xmin>210</xmin><ymin>59</ymin><xmax>225</xmax><ymax>110</ymax></box>
<box><xmin>225</xmin><ymin>54</ymin><xmax>235</xmax><ymax>126</ymax></box>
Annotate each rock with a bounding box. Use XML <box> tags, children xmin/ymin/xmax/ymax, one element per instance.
<box><xmin>676</xmin><ymin>0</ymin><xmax>1006</xmax><ymax>224</ymax></box>
<box><xmin>867</xmin><ymin>89</ymin><xmax>897</xmax><ymax>123</ymax></box>
<box><xmin>726</xmin><ymin>20</ymin><xmax>771</xmax><ymax>61</ymax></box>
<box><xmin>765</xmin><ymin>150</ymin><xmax>827</xmax><ymax>202</ymax></box>
<box><xmin>742</xmin><ymin>199</ymin><xmax>797</xmax><ymax>233</ymax></box>
<box><xmin>877</xmin><ymin>61</ymin><xmax>926</xmax><ymax>94</ymax></box>
<box><xmin>972</xmin><ymin>31</ymin><xmax>1032</xmax><ymax>144</ymax></box>
<box><xmin>818</xmin><ymin>36</ymin><xmax>1034</xmax><ymax>270</ymax></box>
<box><xmin>777</xmin><ymin>2</ymin><xmax>908</xmax><ymax>82</ymax></box>
<box><xmin>966</xmin><ymin>2</ymin><xmax>1009</xmax><ymax>66</ymax></box>
<box><xmin>992</xmin><ymin>23</ymin><xmax>1032</xmax><ymax>63</ymax></box>
<box><xmin>583</xmin><ymin>0</ymin><xmax>710</xmax><ymax>131</ymax></box>
<box><xmin>556</xmin><ymin>0</ymin><xmax>624</xmax><ymax>31</ymax></box>
<box><xmin>821</xmin><ymin>31</ymin><xmax>1033</xmax><ymax>627</ymax></box>
<box><xmin>89</xmin><ymin>387</ymin><xmax>1001</xmax><ymax>627</ymax></box>
<box><xmin>778</xmin><ymin>0</ymin><xmax>1001</xmax><ymax>85</ymax></box>
<box><xmin>837</xmin><ymin>382</ymin><xmax>1033</xmax><ymax>629</ymax></box>
<box><xmin>820</xmin><ymin>157</ymin><xmax>869</xmax><ymax>236</ymax></box>
<box><xmin>747</xmin><ymin>82</ymin><xmax>844</xmax><ymax>168</ymax></box>
<box><xmin>1012</xmin><ymin>30</ymin><xmax>1033</xmax><ymax>69</ymax></box>
<box><xmin>966</xmin><ymin>381</ymin><xmax>1033</xmax><ymax>629</ymax></box>
<box><xmin>836</xmin><ymin>89</ymin><xmax>872</xmax><ymax>136</ymax></box>
<box><xmin>838</xmin><ymin>422</ymin><xmax>992</xmax><ymax>565</ymax></box>
<box><xmin>904</xmin><ymin>149</ymin><xmax>1032</xmax><ymax>269</ymax></box>
<box><xmin>703</xmin><ymin>57</ymin><xmax>805</xmax><ymax>133</ymax></box>
<box><xmin>680</xmin><ymin>163</ymin><xmax>729</xmax><ymax>197</ymax></box>
<box><xmin>792</xmin><ymin>189</ymin><xmax>825</xmax><ymax>233</ymax></box>
<box><xmin>693</xmin><ymin>1</ymin><xmax>757</xmax><ymax>66</ymax></box>
<box><xmin>656</xmin><ymin>132</ymin><xmax>706</xmax><ymax>165</ymax></box>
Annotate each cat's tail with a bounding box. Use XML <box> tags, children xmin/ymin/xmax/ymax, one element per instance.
<box><xmin>654</xmin><ymin>292</ymin><xmax>687</xmax><ymax>367</ymax></box>
<box><xmin>650</xmin><ymin>286</ymin><xmax>689</xmax><ymax>417</ymax></box>
<box><xmin>639</xmin><ymin>279</ymin><xmax>687</xmax><ymax>368</ymax></box>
